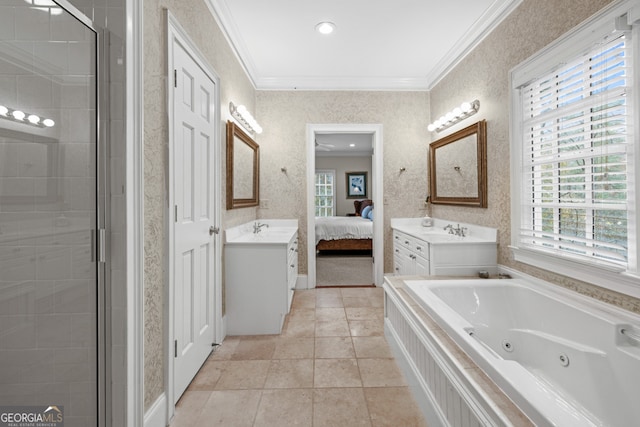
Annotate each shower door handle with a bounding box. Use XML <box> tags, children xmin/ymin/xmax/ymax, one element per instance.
<box><xmin>91</xmin><ymin>229</ymin><xmax>106</xmax><ymax>263</ymax></box>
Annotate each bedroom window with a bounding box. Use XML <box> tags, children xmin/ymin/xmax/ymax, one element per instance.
<box><xmin>510</xmin><ymin>2</ymin><xmax>639</xmax><ymax>297</ymax></box>
<box><xmin>315</xmin><ymin>170</ymin><xmax>335</xmax><ymax>216</ymax></box>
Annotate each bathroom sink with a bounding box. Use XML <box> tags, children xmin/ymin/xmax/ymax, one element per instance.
<box><xmin>227</xmin><ymin>227</ymin><xmax>296</xmax><ymax>244</ymax></box>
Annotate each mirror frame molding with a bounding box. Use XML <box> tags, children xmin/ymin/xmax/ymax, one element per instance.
<box><xmin>429</xmin><ymin>119</ymin><xmax>487</xmax><ymax>208</ymax></box>
<box><xmin>226</xmin><ymin>120</ymin><xmax>260</xmax><ymax>209</ymax></box>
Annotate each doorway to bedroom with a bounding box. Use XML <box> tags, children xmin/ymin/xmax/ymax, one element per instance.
<box><xmin>316</xmin><ymin>143</ymin><xmax>373</xmax><ymax>286</ymax></box>
<box><xmin>306</xmin><ymin>124</ymin><xmax>384</xmax><ymax>289</ymax></box>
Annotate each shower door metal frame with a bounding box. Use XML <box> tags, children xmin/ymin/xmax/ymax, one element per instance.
<box><xmin>52</xmin><ymin>2</ymin><xmax>109</xmax><ymax>426</ymax></box>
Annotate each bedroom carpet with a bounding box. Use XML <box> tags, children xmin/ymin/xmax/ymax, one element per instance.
<box><xmin>316</xmin><ymin>255</ymin><xmax>373</xmax><ymax>286</ymax></box>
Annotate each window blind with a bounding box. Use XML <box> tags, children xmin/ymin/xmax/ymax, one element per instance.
<box><xmin>519</xmin><ymin>33</ymin><xmax>632</xmax><ymax>266</ymax></box>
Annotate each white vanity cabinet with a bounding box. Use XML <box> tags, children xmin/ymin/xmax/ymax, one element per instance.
<box><xmin>225</xmin><ymin>220</ymin><xmax>298</xmax><ymax>335</ymax></box>
<box><xmin>391</xmin><ymin>218</ymin><xmax>498</xmax><ymax>276</ymax></box>
<box><xmin>393</xmin><ymin>231</ymin><xmax>430</xmax><ymax>276</ymax></box>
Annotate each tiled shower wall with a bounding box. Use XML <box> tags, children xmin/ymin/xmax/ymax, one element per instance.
<box><xmin>0</xmin><ymin>3</ymin><xmax>102</xmax><ymax>426</ymax></box>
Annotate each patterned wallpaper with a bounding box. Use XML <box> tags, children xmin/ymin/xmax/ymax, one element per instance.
<box><xmin>428</xmin><ymin>0</ymin><xmax>639</xmax><ymax>314</ymax></box>
<box><xmin>141</xmin><ymin>0</ymin><xmax>638</xmax><ymax>414</ymax></box>
<box><xmin>256</xmin><ymin>91</ymin><xmax>431</xmax><ymax>275</ymax></box>
<box><xmin>143</xmin><ymin>0</ymin><xmax>257</xmax><ymax>410</ymax></box>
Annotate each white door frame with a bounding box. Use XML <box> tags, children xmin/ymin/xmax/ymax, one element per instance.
<box><xmin>166</xmin><ymin>11</ymin><xmax>223</xmax><ymax>420</ymax></box>
<box><xmin>306</xmin><ymin>124</ymin><xmax>384</xmax><ymax>288</ymax></box>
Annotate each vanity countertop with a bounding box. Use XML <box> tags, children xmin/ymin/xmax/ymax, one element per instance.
<box><xmin>225</xmin><ymin>219</ymin><xmax>298</xmax><ymax>245</ymax></box>
<box><xmin>390</xmin><ymin>217</ymin><xmax>497</xmax><ymax>244</ymax></box>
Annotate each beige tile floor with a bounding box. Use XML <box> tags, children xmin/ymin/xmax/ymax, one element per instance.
<box><xmin>170</xmin><ymin>287</ymin><xmax>428</xmax><ymax>427</ymax></box>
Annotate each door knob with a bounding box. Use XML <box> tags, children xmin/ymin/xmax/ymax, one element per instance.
<box><xmin>209</xmin><ymin>226</ymin><xmax>219</xmax><ymax>235</ymax></box>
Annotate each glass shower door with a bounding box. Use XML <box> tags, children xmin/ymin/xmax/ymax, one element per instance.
<box><xmin>0</xmin><ymin>2</ymin><xmax>101</xmax><ymax>426</ymax></box>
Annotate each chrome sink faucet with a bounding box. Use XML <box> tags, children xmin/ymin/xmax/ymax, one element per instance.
<box><xmin>444</xmin><ymin>223</ymin><xmax>467</xmax><ymax>237</ymax></box>
<box><xmin>253</xmin><ymin>222</ymin><xmax>269</xmax><ymax>234</ymax></box>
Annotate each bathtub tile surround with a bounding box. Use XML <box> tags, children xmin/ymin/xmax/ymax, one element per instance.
<box><xmin>168</xmin><ymin>287</ymin><xmax>426</xmax><ymax>427</ymax></box>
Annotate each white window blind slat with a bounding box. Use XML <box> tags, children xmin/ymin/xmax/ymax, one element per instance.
<box><xmin>519</xmin><ymin>31</ymin><xmax>632</xmax><ymax>267</ymax></box>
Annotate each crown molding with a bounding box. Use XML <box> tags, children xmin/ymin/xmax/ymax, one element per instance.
<box><xmin>204</xmin><ymin>0</ymin><xmax>258</xmax><ymax>89</ymax></box>
<box><xmin>426</xmin><ymin>0</ymin><xmax>524</xmax><ymax>89</ymax></box>
<box><xmin>256</xmin><ymin>76</ymin><xmax>430</xmax><ymax>91</ymax></box>
<box><xmin>206</xmin><ymin>0</ymin><xmax>523</xmax><ymax>92</ymax></box>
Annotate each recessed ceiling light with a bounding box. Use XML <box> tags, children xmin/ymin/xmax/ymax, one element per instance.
<box><xmin>315</xmin><ymin>22</ymin><xmax>335</xmax><ymax>35</ymax></box>
<box><xmin>349</xmin><ymin>144</ymin><xmax>355</xmax><ymax>147</ymax></box>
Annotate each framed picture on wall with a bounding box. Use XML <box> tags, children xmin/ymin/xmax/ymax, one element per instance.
<box><xmin>346</xmin><ymin>171</ymin><xmax>367</xmax><ymax>198</ymax></box>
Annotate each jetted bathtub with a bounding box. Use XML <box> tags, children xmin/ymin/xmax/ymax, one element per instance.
<box><xmin>404</xmin><ymin>278</ymin><xmax>640</xmax><ymax>427</ymax></box>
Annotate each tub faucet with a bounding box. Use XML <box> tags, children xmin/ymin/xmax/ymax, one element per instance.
<box><xmin>444</xmin><ymin>223</ymin><xmax>467</xmax><ymax>237</ymax></box>
<box><xmin>253</xmin><ymin>222</ymin><xmax>269</xmax><ymax>234</ymax></box>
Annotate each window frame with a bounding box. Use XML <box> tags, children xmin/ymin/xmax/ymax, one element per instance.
<box><xmin>509</xmin><ymin>0</ymin><xmax>640</xmax><ymax>299</ymax></box>
<box><xmin>315</xmin><ymin>169</ymin><xmax>336</xmax><ymax>217</ymax></box>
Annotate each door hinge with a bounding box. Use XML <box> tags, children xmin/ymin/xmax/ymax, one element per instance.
<box><xmin>174</xmin><ymin>69</ymin><xmax>177</xmax><ymax>88</ymax></box>
<box><xmin>174</xmin><ymin>205</ymin><xmax>178</xmax><ymax>222</ymax></box>
<box><xmin>174</xmin><ymin>340</ymin><xmax>177</xmax><ymax>358</ymax></box>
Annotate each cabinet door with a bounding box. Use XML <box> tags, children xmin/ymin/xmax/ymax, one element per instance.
<box><xmin>415</xmin><ymin>255</ymin><xmax>430</xmax><ymax>276</ymax></box>
<box><xmin>394</xmin><ymin>245</ymin><xmax>413</xmax><ymax>275</ymax></box>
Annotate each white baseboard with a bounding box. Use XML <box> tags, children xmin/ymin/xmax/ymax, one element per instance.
<box><xmin>144</xmin><ymin>393</ymin><xmax>167</xmax><ymax>427</ymax></box>
<box><xmin>296</xmin><ymin>274</ymin><xmax>308</xmax><ymax>289</ymax></box>
<box><xmin>221</xmin><ymin>314</ymin><xmax>227</xmax><ymax>340</ymax></box>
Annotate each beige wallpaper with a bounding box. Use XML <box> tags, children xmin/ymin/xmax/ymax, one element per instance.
<box><xmin>141</xmin><ymin>0</ymin><xmax>638</xmax><ymax>413</ymax></box>
<box><xmin>428</xmin><ymin>0</ymin><xmax>639</xmax><ymax>314</ymax></box>
<box><xmin>143</xmin><ymin>0</ymin><xmax>257</xmax><ymax>410</ymax></box>
<box><xmin>256</xmin><ymin>91</ymin><xmax>430</xmax><ymax>275</ymax></box>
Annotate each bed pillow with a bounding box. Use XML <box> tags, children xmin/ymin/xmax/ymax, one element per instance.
<box><xmin>367</xmin><ymin>209</ymin><xmax>374</xmax><ymax>220</ymax></box>
<box><xmin>357</xmin><ymin>199</ymin><xmax>373</xmax><ymax>216</ymax></box>
<box><xmin>361</xmin><ymin>205</ymin><xmax>373</xmax><ymax>220</ymax></box>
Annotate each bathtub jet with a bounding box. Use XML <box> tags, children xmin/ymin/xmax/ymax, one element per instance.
<box><xmin>403</xmin><ymin>278</ymin><xmax>640</xmax><ymax>427</ymax></box>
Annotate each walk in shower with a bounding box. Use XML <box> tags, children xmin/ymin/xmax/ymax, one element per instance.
<box><xmin>0</xmin><ymin>1</ymin><xmax>103</xmax><ymax>426</ymax></box>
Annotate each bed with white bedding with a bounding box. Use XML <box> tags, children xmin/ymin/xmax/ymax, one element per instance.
<box><xmin>315</xmin><ymin>216</ymin><xmax>373</xmax><ymax>251</ymax></box>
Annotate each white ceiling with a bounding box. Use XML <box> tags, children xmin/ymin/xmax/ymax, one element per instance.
<box><xmin>207</xmin><ymin>0</ymin><xmax>522</xmax><ymax>91</ymax></box>
<box><xmin>315</xmin><ymin>133</ymin><xmax>373</xmax><ymax>157</ymax></box>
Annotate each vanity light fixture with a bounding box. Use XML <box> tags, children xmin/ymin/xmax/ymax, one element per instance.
<box><xmin>428</xmin><ymin>99</ymin><xmax>480</xmax><ymax>133</ymax></box>
<box><xmin>315</xmin><ymin>22</ymin><xmax>336</xmax><ymax>35</ymax></box>
<box><xmin>0</xmin><ymin>104</ymin><xmax>55</xmax><ymax>128</ymax></box>
<box><xmin>229</xmin><ymin>101</ymin><xmax>262</xmax><ymax>135</ymax></box>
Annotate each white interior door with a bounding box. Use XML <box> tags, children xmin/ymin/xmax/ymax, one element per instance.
<box><xmin>172</xmin><ymin>39</ymin><xmax>216</xmax><ymax>402</ymax></box>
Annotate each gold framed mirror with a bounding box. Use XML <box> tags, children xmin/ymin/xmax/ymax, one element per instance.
<box><xmin>429</xmin><ymin>120</ymin><xmax>487</xmax><ymax>208</ymax></box>
<box><xmin>226</xmin><ymin>120</ymin><xmax>259</xmax><ymax>209</ymax></box>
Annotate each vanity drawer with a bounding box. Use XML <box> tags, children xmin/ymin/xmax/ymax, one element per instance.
<box><xmin>394</xmin><ymin>231</ymin><xmax>429</xmax><ymax>260</ymax></box>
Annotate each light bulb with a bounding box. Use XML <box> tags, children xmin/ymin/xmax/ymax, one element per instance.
<box><xmin>427</xmin><ymin>124</ymin><xmax>436</xmax><ymax>132</ymax></box>
<box><xmin>315</xmin><ymin>22</ymin><xmax>335</xmax><ymax>35</ymax></box>
<box><xmin>43</xmin><ymin>118</ymin><xmax>55</xmax><ymax>127</ymax></box>
<box><xmin>445</xmin><ymin>112</ymin><xmax>455</xmax><ymax>121</ymax></box>
<box><xmin>28</xmin><ymin>114</ymin><xmax>40</xmax><ymax>124</ymax></box>
<box><xmin>453</xmin><ymin>107</ymin><xmax>462</xmax><ymax>117</ymax></box>
<box><xmin>12</xmin><ymin>110</ymin><xmax>25</xmax><ymax>120</ymax></box>
<box><xmin>461</xmin><ymin>102</ymin><xmax>472</xmax><ymax>113</ymax></box>
<box><xmin>0</xmin><ymin>105</ymin><xmax>8</xmax><ymax>116</ymax></box>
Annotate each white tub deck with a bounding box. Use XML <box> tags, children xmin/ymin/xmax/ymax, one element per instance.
<box><xmin>383</xmin><ymin>275</ymin><xmax>534</xmax><ymax>427</ymax></box>
<box><xmin>385</xmin><ymin>275</ymin><xmax>640</xmax><ymax>427</ymax></box>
